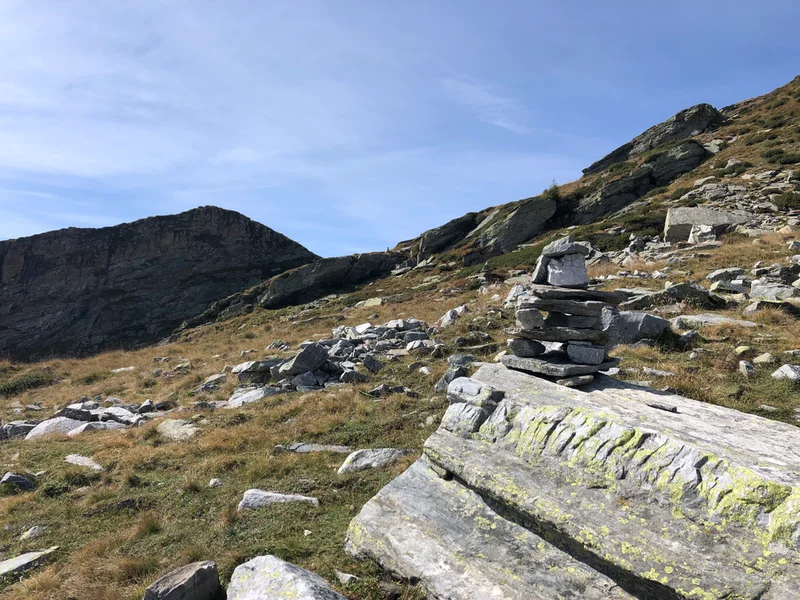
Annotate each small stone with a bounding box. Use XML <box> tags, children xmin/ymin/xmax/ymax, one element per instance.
<box><xmin>516</xmin><ymin>308</ymin><xmax>544</xmax><ymax>330</ymax></box>
<box><xmin>771</xmin><ymin>364</ymin><xmax>800</xmax><ymax>382</ymax></box>
<box><xmin>739</xmin><ymin>361</ymin><xmax>756</xmax><ymax>378</ymax></box>
<box><xmin>753</xmin><ymin>353</ymin><xmax>775</xmax><ymax>365</ymax></box>
<box><xmin>156</xmin><ymin>419</ymin><xmax>198</xmax><ymax>441</ymax></box>
<box><xmin>1</xmin><ymin>472</ymin><xmax>34</xmax><ymax>491</ymax></box>
<box><xmin>507</xmin><ymin>338</ymin><xmax>546</xmax><ymax>357</ymax></box>
<box><xmin>336</xmin><ymin>570</ymin><xmax>361</xmax><ymax>585</ymax></box>
<box><xmin>566</xmin><ymin>343</ymin><xmax>606</xmax><ymax>365</ymax></box>
<box><xmin>19</xmin><ymin>526</ymin><xmax>45</xmax><ymax>541</ymax></box>
<box><xmin>734</xmin><ymin>346</ymin><xmax>753</xmax><ymax>357</ymax></box>
<box><xmin>64</xmin><ymin>455</ymin><xmax>103</xmax><ymax>472</ymax></box>
<box><xmin>237</xmin><ymin>490</ymin><xmax>319</xmax><ymax>511</ymax></box>
<box><xmin>227</xmin><ymin>555</ymin><xmax>346</xmax><ymax>599</ymax></box>
<box><xmin>556</xmin><ymin>375</ymin><xmax>595</xmax><ymax>387</ymax></box>
<box><xmin>0</xmin><ymin>546</ymin><xmax>58</xmax><ymax>578</ymax></box>
<box><xmin>209</xmin><ymin>478</ymin><xmax>223</xmax><ymax>488</ymax></box>
<box><xmin>362</xmin><ymin>354</ymin><xmax>385</xmax><ymax>374</ymax></box>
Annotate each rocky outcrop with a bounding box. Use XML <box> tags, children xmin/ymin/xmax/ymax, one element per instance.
<box><xmin>416</xmin><ymin>212</ymin><xmax>480</xmax><ymax>258</ymax></box>
<box><xmin>664</xmin><ymin>206</ymin><xmax>752</xmax><ymax>242</ymax></box>
<box><xmin>347</xmin><ymin>364</ymin><xmax>800</xmax><ymax>599</ymax></box>
<box><xmin>583</xmin><ymin>103</ymin><xmax>724</xmax><ymax>175</ymax></box>
<box><xmin>180</xmin><ymin>252</ymin><xmax>402</xmax><ymax>330</ymax></box>
<box><xmin>0</xmin><ymin>206</ymin><xmax>317</xmax><ymax>358</ymax></box>
<box><xmin>575</xmin><ymin>141</ymin><xmax>710</xmax><ymax>224</ymax></box>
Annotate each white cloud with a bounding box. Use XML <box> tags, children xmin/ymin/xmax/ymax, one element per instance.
<box><xmin>441</xmin><ymin>78</ymin><xmax>532</xmax><ymax>134</ymax></box>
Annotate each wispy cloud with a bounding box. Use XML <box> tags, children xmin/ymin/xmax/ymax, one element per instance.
<box><xmin>441</xmin><ymin>78</ymin><xmax>532</xmax><ymax>134</ymax></box>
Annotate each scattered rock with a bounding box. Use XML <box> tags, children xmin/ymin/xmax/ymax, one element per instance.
<box><xmin>275</xmin><ymin>442</ymin><xmax>353</xmax><ymax>454</ymax></box>
<box><xmin>64</xmin><ymin>455</ymin><xmax>103</xmax><ymax>471</ymax></box>
<box><xmin>156</xmin><ymin>419</ymin><xmax>199</xmax><ymax>441</ymax></box>
<box><xmin>337</xmin><ymin>449</ymin><xmax>412</xmax><ymax>475</ymax></box>
<box><xmin>771</xmin><ymin>364</ymin><xmax>800</xmax><ymax>383</ymax></box>
<box><xmin>738</xmin><ymin>361</ymin><xmax>756</xmax><ymax>378</ymax></box>
<box><xmin>24</xmin><ymin>417</ymin><xmax>85</xmax><ymax>440</ymax></box>
<box><xmin>0</xmin><ymin>546</ymin><xmax>58</xmax><ymax>577</ymax></box>
<box><xmin>237</xmin><ymin>490</ymin><xmax>319</xmax><ymax>511</ymax></box>
<box><xmin>1</xmin><ymin>472</ymin><xmax>34</xmax><ymax>491</ymax></box>
<box><xmin>142</xmin><ymin>561</ymin><xmax>220</xmax><ymax>600</ymax></box>
<box><xmin>227</xmin><ymin>555</ymin><xmax>346</xmax><ymax>599</ymax></box>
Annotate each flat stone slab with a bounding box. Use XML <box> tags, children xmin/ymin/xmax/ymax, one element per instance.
<box><xmin>64</xmin><ymin>454</ymin><xmax>103</xmax><ymax>471</ymax></box>
<box><xmin>519</xmin><ymin>297</ymin><xmax>611</xmax><ymax>317</ymax></box>
<box><xmin>275</xmin><ymin>442</ymin><xmax>353</xmax><ymax>454</ymax></box>
<box><xmin>348</xmin><ymin>364</ymin><xmax>800</xmax><ymax>599</ymax></box>
<box><xmin>225</xmin><ymin>385</ymin><xmax>284</xmax><ymax>408</ymax></box>
<box><xmin>0</xmin><ymin>546</ymin><xmax>58</xmax><ymax>577</ymax></box>
<box><xmin>517</xmin><ymin>326</ymin><xmax>607</xmax><ymax>344</ymax></box>
<box><xmin>528</xmin><ymin>283</ymin><xmax>627</xmax><ymax>304</ymax></box>
<box><xmin>237</xmin><ymin>489</ymin><xmax>319</xmax><ymax>511</ymax></box>
<box><xmin>337</xmin><ymin>448</ymin><xmax>412</xmax><ymax>475</ymax></box>
<box><xmin>501</xmin><ymin>354</ymin><xmax>619</xmax><ymax>377</ymax></box>
<box><xmin>156</xmin><ymin>419</ymin><xmax>198</xmax><ymax>441</ymax></box>
<box><xmin>670</xmin><ymin>313</ymin><xmax>758</xmax><ymax>330</ymax></box>
<box><xmin>347</xmin><ymin>461</ymin><xmax>634</xmax><ymax>600</ymax></box>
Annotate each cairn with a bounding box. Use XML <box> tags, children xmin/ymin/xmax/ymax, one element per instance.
<box><xmin>501</xmin><ymin>236</ymin><xmax>625</xmax><ymax>387</ymax></box>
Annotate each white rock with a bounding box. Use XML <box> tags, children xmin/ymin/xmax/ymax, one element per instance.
<box><xmin>65</xmin><ymin>454</ymin><xmax>103</xmax><ymax>472</ymax></box>
<box><xmin>771</xmin><ymin>364</ymin><xmax>800</xmax><ymax>383</ymax></box>
<box><xmin>237</xmin><ymin>489</ymin><xmax>319</xmax><ymax>511</ymax></box>
<box><xmin>25</xmin><ymin>417</ymin><xmax>84</xmax><ymax>440</ymax></box>
<box><xmin>0</xmin><ymin>546</ymin><xmax>58</xmax><ymax>577</ymax></box>
<box><xmin>156</xmin><ymin>419</ymin><xmax>198</xmax><ymax>441</ymax></box>
<box><xmin>209</xmin><ymin>478</ymin><xmax>224</xmax><ymax>488</ymax></box>
<box><xmin>19</xmin><ymin>526</ymin><xmax>45</xmax><ymax>541</ymax></box>
<box><xmin>227</xmin><ymin>555</ymin><xmax>346</xmax><ymax>599</ymax></box>
<box><xmin>546</xmin><ymin>254</ymin><xmax>588</xmax><ymax>288</ymax></box>
<box><xmin>337</xmin><ymin>448</ymin><xmax>411</xmax><ymax>475</ymax></box>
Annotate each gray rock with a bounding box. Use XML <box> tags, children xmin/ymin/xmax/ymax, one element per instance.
<box><xmin>138</xmin><ymin>399</ymin><xmax>155</xmax><ymax>414</ymax></box>
<box><xmin>102</xmin><ymin>406</ymin><xmax>141</xmax><ymax>426</ymax></box>
<box><xmin>739</xmin><ymin>361</ymin><xmax>756</xmax><ymax>378</ymax></box>
<box><xmin>566</xmin><ymin>343</ymin><xmax>606</xmax><ymax>365</ymax></box>
<box><xmin>337</xmin><ymin>449</ymin><xmax>412</xmax><ymax>475</ymax></box>
<box><xmin>416</xmin><ymin>212</ymin><xmax>479</xmax><ymax>258</ymax></box>
<box><xmin>531</xmin><ymin>255</ymin><xmax>549</xmax><ymax>283</ymax></box>
<box><xmin>362</xmin><ymin>354</ymin><xmax>384</xmax><ymax>374</ymax></box>
<box><xmin>620</xmin><ymin>282</ymin><xmax>721</xmax><ymax>310</ymax></box>
<box><xmin>771</xmin><ymin>364</ymin><xmax>800</xmax><ymax>383</ymax></box>
<box><xmin>209</xmin><ymin>479</ymin><xmax>223</xmax><ymax>488</ymax></box>
<box><xmin>687</xmin><ymin>224</ymin><xmax>717</xmax><ymax>244</ymax></box>
<box><xmin>156</xmin><ymin>419</ymin><xmax>198</xmax><ymax>441</ymax></box>
<box><xmin>65</xmin><ymin>454</ymin><xmax>103</xmax><ymax>471</ymax></box>
<box><xmin>194</xmin><ymin>373</ymin><xmax>227</xmax><ymax>393</ymax></box>
<box><xmin>501</xmin><ymin>354</ymin><xmax>619</xmax><ymax>377</ymax></box>
<box><xmin>521</xmin><ymin>297</ymin><xmax>609</xmax><ymax>317</ymax></box>
<box><xmin>448</xmin><ymin>354</ymin><xmax>476</xmax><ymax>367</ymax></box>
<box><xmin>340</xmin><ymin>370</ymin><xmax>369</xmax><ymax>384</ymax></box>
<box><xmin>753</xmin><ymin>353</ymin><xmax>776</xmax><ymax>365</ymax></box>
<box><xmin>670</xmin><ymin>313</ymin><xmax>757</xmax><ymax>330</ymax></box>
<box><xmin>278</xmin><ymin>344</ymin><xmax>329</xmax><ymax>377</ymax></box>
<box><xmin>515</xmin><ymin>307</ymin><xmax>544</xmax><ymax>330</ymax></box>
<box><xmin>291</xmin><ymin>371</ymin><xmax>319</xmax><ymax>389</ymax></box>
<box><xmin>237</xmin><ymin>489</ymin><xmax>319</xmax><ymax>511</ymax></box>
<box><xmin>527</xmin><ymin>284</ymin><xmax>628</xmax><ymax>304</ymax></box>
<box><xmin>750</xmin><ymin>283</ymin><xmax>799</xmax><ymax>301</ymax></box>
<box><xmin>19</xmin><ymin>526</ymin><xmax>45</xmax><ymax>541</ymax></box>
<box><xmin>518</xmin><ymin>327</ymin><xmax>607</xmax><ymax>344</ymax></box>
<box><xmin>348</xmin><ymin>364</ymin><xmax>800</xmax><ymax>599</ymax></box>
<box><xmin>0</xmin><ymin>546</ymin><xmax>58</xmax><ymax>577</ymax></box>
<box><xmin>143</xmin><ymin>561</ymin><xmax>220</xmax><ymax>600</ymax></box>
<box><xmin>555</xmin><ymin>374</ymin><xmax>595</xmax><ymax>387</ymax></box>
<box><xmin>225</xmin><ymin>385</ymin><xmax>284</xmax><ymax>409</ymax></box>
<box><xmin>434</xmin><ymin>365</ymin><xmax>469</xmax><ymax>393</ymax></box>
<box><xmin>227</xmin><ymin>555</ymin><xmax>346</xmax><ymax>599</ymax></box>
<box><xmin>275</xmin><ymin>443</ymin><xmax>353</xmax><ymax>454</ymax></box>
<box><xmin>232</xmin><ymin>359</ymin><xmax>282</xmax><ymax>384</ymax></box>
<box><xmin>507</xmin><ymin>338</ymin><xmax>546</xmax><ymax>357</ymax></box>
<box><xmin>24</xmin><ymin>417</ymin><xmax>85</xmax><ymax>440</ymax></box>
<box><xmin>601</xmin><ymin>308</ymin><xmax>670</xmax><ymax>348</ymax></box>
<box><xmin>439</xmin><ymin>305</ymin><xmax>469</xmax><ymax>327</ymax></box>
<box><xmin>542</xmin><ymin>312</ymin><xmax>601</xmax><ymax>329</ymax></box>
<box><xmin>546</xmin><ymin>254</ymin><xmax>588</xmax><ymax>288</ymax></box>
<box><xmin>67</xmin><ymin>421</ymin><xmax>127</xmax><ymax>437</ymax></box>
<box><xmin>664</xmin><ymin>206</ymin><xmax>751</xmax><ymax>242</ymax></box>
<box><xmin>0</xmin><ymin>421</ymin><xmax>38</xmax><ymax>440</ymax></box>
<box><xmin>707</xmin><ymin>267</ymin><xmax>745</xmax><ymax>282</ymax></box>
<box><xmin>541</xmin><ymin>236</ymin><xmax>591</xmax><ymax>258</ymax></box>
<box><xmin>1</xmin><ymin>472</ymin><xmax>34</xmax><ymax>491</ymax></box>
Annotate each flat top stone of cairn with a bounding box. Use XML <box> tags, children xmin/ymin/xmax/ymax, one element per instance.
<box><xmin>527</xmin><ymin>284</ymin><xmax>627</xmax><ymax>305</ymax></box>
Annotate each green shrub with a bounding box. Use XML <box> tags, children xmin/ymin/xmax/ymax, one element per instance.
<box><xmin>773</xmin><ymin>153</ymin><xmax>800</xmax><ymax>165</ymax></box>
<box><xmin>773</xmin><ymin>192</ymin><xmax>800</xmax><ymax>210</ymax></box>
<box><xmin>669</xmin><ymin>187</ymin><xmax>691</xmax><ymax>200</ymax></box>
<box><xmin>541</xmin><ymin>181</ymin><xmax>561</xmax><ymax>203</ymax></box>
<box><xmin>0</xmin><ymin>371</ymin><xmax>56</xmax><ymax>397</ymax></box>
<box><xmin>607</xmin><ymin>161</ymin><xmax>634</xmax><ymax>175</ymax></box>
<box><xmin>762</xmin><ymin>148</ymin><xmax>786</xmax><ymax>159</ymax></box>
<box><xmin>745</xmin><ymin>132</ymin><xmax>779</xmax><ymax>145</ymax></box>
<box><xmin>718</xmin><ymin>161</ymin><xmax>752</xmax><ymax>176</ymax></box>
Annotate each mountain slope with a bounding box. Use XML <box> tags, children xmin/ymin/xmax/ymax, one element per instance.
<box><xmin>0</xmin><ymin>206</ymin><xmax>318</xmax><ymax>359</ymax></box>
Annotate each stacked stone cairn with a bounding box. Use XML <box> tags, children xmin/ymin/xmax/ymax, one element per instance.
<box><xmin>501</xmin><ymin>236</ymin><xmax>625</xmax><ymax>387</ymax></box>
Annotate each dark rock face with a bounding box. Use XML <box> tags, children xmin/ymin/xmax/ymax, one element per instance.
<box><xmin>417</xmin><ymin>213</ymin><xmax>479</xmax><ymax>258</ymax></box>
<box><xmin>583</xmin><ymin>103</ymin><xmax>724</xmax><ymax>175</ymax></box>
<box><xmin>0</xmin><ymin>206</ymin><xmax>317</xmax><ymax>358</ymax></box>
<box><xmin>179</xmin><ymin>252</ymin><xmax>402</xmax><ymax>331</ymax></box>
<box><xmin>575</xmin><ymin>141</ymin><xmax>709</xmax><ymax>224</ymax></box>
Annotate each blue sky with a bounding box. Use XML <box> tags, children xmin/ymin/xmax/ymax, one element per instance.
<box><xmin>0</xmin><ymin>1</ymin><xmax>798</xmax><ymax>256</ymax></box>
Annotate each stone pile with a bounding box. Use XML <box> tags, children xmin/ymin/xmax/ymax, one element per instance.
<box><xmin>501</xmin><ymin>237</ymin><xmax>624</xmax><ymax>387</ymax></box>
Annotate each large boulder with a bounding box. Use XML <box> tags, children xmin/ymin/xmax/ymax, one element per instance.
<box><xmin>0</xmin><ymin>207</ymin><xmax>317</xmax><ymax>359</ymax></box>
<box><xmin>601</xmin><ymin>308</ymin><xmax>671</xmax><ymax>347</ymax></box>
<box><xmin>347</xmin><ymin>365</ymin><xmax>800</xmax><ymax>599</ymax></box>
<box><xmin>583</xmin><ymin>103</ymin><xmax>724</xmax><ymax>175</ymax></box>
<box><xmin>664</xmin><ymin>206</ymin><xmax>752</xmax><ymax>242</ymax></box>
<box><xmin>227</xmin><ymin>555</ymin><xmax>346</xmax><ymax>599</ymax></box>
<box><xmin>24</xmin><ymin>417</ymin><xmax>84</xmax><ymax>440</ymax></box>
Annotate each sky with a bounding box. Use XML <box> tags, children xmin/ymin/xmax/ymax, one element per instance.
<box><xmin>0</xmin><ymin>1</ymin><xmax>798</xmax><ymax>257</ymax></box>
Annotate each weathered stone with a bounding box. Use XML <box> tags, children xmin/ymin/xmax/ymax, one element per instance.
<box><xmin>566</xmin><ymin>342</ymin><xmax>606</xmax><ymax>365</ymax></box>
<box><xmin>688</xmin><ymin>224</ymin><xmax>717</xmax><ymax>244</ymax></box>
<box><xmin>501</xmin><ymin>354</ymin><xmax>618</xmax><ymax>377</ymax></box>
<box><xmin>518</xmin><ymin>326</ymin><xmax>607</xmax><ymax>344</ymax></box>
<box><xmin>527</xmin><ymin>284</ymin><xmax>627</xmax><ymax>304</ymax></box>
<box><xmin>546</xmin><ymin>254</ymin><xmax>588</xmax><ymax>288</ymax></box>
<box><xmin>620</xmin><ymin>282</ymin><xmax>722</xmax><ymax>310</ymax></box>
<box><xmin>102</xmin><ymin>406</ymin><xmax>140</xmax><ymax>426</ymax></box>
<box><xmin>0</xmin><ymin>546</ymin><xmax>58</xmax><ymax>577</ymax></box>
<box><xmin>1</xmin><ymin>472</ymin><xmax>34</xmax><ymax>491</ymax></box>
<box><xmin>707</xmin><ymin>267</ymin><xmax>745</xmax><ymax>282</ymax></box>
<box><xmin>670</xmin><ymin>313</ymin><xmax>757</xmax><ymax>330</ymax></box>
<box><xmin>751</xmin><ymin>283</ymin><xmax>799</xmax><ymax>301</ymax></box>
<box><xmin>65</xmin><ymin>455</ymin><xmax>103</xmax><ymax>471</ymax></box>
<box><xmin>225</xmin><ymin>385</ymin><xmax>283</xmax><ymax>409</ymax></box>
<box><xmin>227</xmin><ymin>555</ymin><xmax>346</xmax><ymax>599</ymax></box>
<box><xmin>143</xmin><ymin>561</ymin><xmax>220</xmax><ymax>600</ymax></box>
<box><xmin>531</xmin><ymin>255</ymin><xmax>549</xmax><ymax>283</ymax></box>
<box><xmin>24</xmin><ymin>417</ymin><xmax>84</xmax><ymax>440</ymax></box>
<box><xmin>515</xmin><ymin>307</ymin><xmax>544</xmax><ymax>330</ymax></box>
<box><xmin>0</xmin><ymin>421</ymin><xmax>37</xmax><ymax>440</ymax></box>
<box><xmin>771</xmin><ymin>364</ymin><xmax>800</xmax><ymax>383</ymax></box>
<box><xmin>348</xmin><ymin>364</ymin><xmax>800</xmax><ymax>599</ymax></box>
<box><xmin>237</xmin><ymin>489</ymin><xmax>319</xmax><ymax>511</ymax></box>
<box><xmin>541</xmin><ymin>236</ymin><xmax>591</xmax><ymax>258</ymax></box>
<box><xmin>232</xmin><ymin>360</ymin><xmax>281</xmax><ymax>384</ymax></box>
<box><xmin>542</xmin><ymin>312</ymin><xmax>601</xmax><ymax>329</ymax></box>
<box><xmin>416</xmin><ymin>212</ymin><xmax>479</xmax><ymax>258</ymax></box>
<box><xmin>664</xmin><ymin>206</ymin><xmax>751</xmax><ymax>242</ymax></box>
<box><xmin>362</xmin><ymin>354</ymin><xmax>384</xmax><ymax>374</ymax></box>
<box><xmin>156</xmin><ymin>419</ymin><xmax>198</xmax><ymax>441</ymax></box>
<box><xmin>278</xmin><ymin>344</ymin><xmax>329</xmax><ymax>377</ymax></box>
<box><xmin>340</xmin><ymin>370</ymin><xmax>369</xmax><ymax>384</ymax></box>
<box><xmin>439</xmin><ymin>304</ymin><xmax>469</xmax><ymax>327</ymax></box>
<box><xmin>337</xmin><ymin>449</ymin><xmax>412</xmax><ymax>475</ymax></box>
<box><xmin>739</xmin><ymin>360</ymin><xmax>756</xmax><ymax>378</ymax></box>
<box><xmin>275</xmin><ymin>443</ymin><xmax>353</xmax><ymax>454</ymax></box>
<box><xmin>555</xmin><ymin>374</ymin><xmax>595</xmax><ymax>387</ymax></box>
<box><xmin>521</xmin><ymin>296</ymin><xmax>610</xmax><ymax>317</ymax></box>
<box><xmin>434</xmin><ymin>365</ymin><xmax>469</xmax><ymax>393</ymax></box>
<box><xmin>506</xmin><ymin>338</ymin><xmax>546</xmax><ymax>357</ymax></box>
<box><xmin>194</xmin><ymin>374</ymin><xmax>227</xmax><ymax>394</ymax></box>
<box><xmin>67</xmin><ymin>421</ymin><xmax>126</xmax><ymax>437</ymax></box>
<box><xmin>601</xmin><ymin>308</ymin><xmax>670</xmax><ymax>348</ymax></box>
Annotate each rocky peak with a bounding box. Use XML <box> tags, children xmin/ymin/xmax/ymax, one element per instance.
<box><xmin>0</xmin><ymin>206</ymin><xmax>318</xmax><ymax>359</ymax></box>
